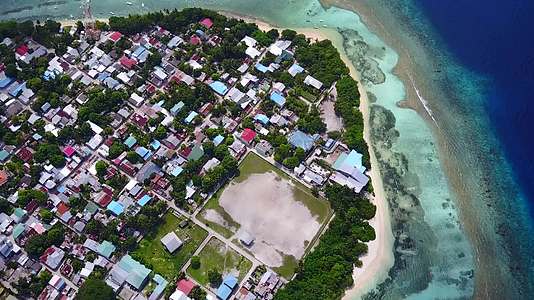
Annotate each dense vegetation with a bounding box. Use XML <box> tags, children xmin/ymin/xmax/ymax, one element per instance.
<box><xmin>275</xmin><ymin>184</ymin><xmax>376</xmax><ymax>300</ymax></box>
<box><xmin>76</xmin><ymin>278</ymin><xmax>115</xmax><ymax>300</ymax></box>
<box><xmin>295</xmin><ymin>40</ymin><xmax>350</xmax><ymax>87</ymax></box>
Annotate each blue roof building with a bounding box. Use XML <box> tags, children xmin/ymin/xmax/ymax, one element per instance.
<box><xmin>216</xmin><ymin>285</ymin><xmax>232</xmax><ymax>300</ymax></box>
<box><xmin>135</xmin><ymin>146</ymin><xmax>152</xmax><ymax>160</ymax></box>
<box><xmin>150</xmin><ymin>140</ymin><xmax>161</xmax><ymax>150</ymax></box>
<box><xmin>113</xmin><ymin>254</ymin><xmax>151</xmax><ymax>290</ymax></box>
<box><xmin>288</xmin><ymin>130</ymin><xmax>315</xmax><ymax>151</ymax></box>
<box><xmin>97</xmin><ymin>240</ymin><xmax>116</xmax><ymax>258</ymax></box>
<box><xmin>137</xmin><ymin>195</ymin><xmax>152</xmax><ymax>207</ymax></box>
<box><xmin>97</xmin><ymin>72</ymin><xmax>110</xmax><ymax>81</ymax></box>
<box><xmin>132</xmin><ymin>46</ymin><xmax>147</xmax><ymax>58</ymax></box>
<box><xmin>184</xmin><ymin>111</ymin><xmax>198</xmax><ymax>124</ymax></box>
<box><xmin>222</xmin><ymin>275</ymin><xmax>238</xmax><ymax>289</ymax></box>
<box><xmin>9</xmin><ymin>82</ymin><xmax>25</xmax><ymax>97</ymax></box>
<box><xmin>254</xmin><ymin>114</ymin><xmax>269</xmax><ymax>125</ymax></box>
<box><xmin>270</xmin><ymin>92</ymin><xmax>286</xmax><ymax>107</ymax></box>
<box><xmin>107</xmin><ymin>201</ymin><xmax>124</xmax><ymax>216</ymax></box>
<box><xmin>171</xmin><ymin>166</ymin><xmax>183</xmax><ymax>177</ymax></box>
<box><xmin>213</xmin><ymin>135</ymin><xmax>225</xmax><ymax>146</ymax></box>
<box><xmin>149</xmin><ymin>274</ymin><xmax>168</xmax><ymax>300</ymax></box>
<box><xmin>170</xmin><ymin>101</ymin><xmax>185</xmax><ymax>115</ymax></box>
<box><xmin>0</xmin><ymin>76</ymin><xmax>14</xmax><ymax>88</ymax></box>
<box><xmin>255</xmin><ymin>63</ymin><xmax>269</xmax><ymax>73</ymax></box>
<box><xmin>0</xmin><ymin>150</ymin><xmax>9</xmax><ymax>162</ymax></box>
<box><xmin>288</xmin><ymin>63</ymin><xmax>304</xmax><ymax>77</ymax></box>
<box><xmin>333</xmin><ymin>150</ymin><xmax>366</xmax><ymax>173</ymax></box>
<box><xmin>210</xmin><ymin>81</ymin><xmax>228</xmax><ymax>95</ymax></box>
<box><xmin>124</xmin><ymin>135</ymin><xmax>137</xmax><ymax>148</ymax></box>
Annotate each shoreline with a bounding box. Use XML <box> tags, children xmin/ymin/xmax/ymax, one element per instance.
<box><xmin>223</xmin><ymin>11</ymin><xmax>395</xmax><ymax>299</ymax></box>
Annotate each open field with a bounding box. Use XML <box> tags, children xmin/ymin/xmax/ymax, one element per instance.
<box><xmin>187</xmin><ymin>237</ymin><xmax>252</xmax><ymax>286</ymax></box>
<box><xmin>131</xmin><ymin>212</ymin><xmax>208</xmax><ymax>280</ymax></box>
<box><xmin>198</xmin><ymin>153</ymin><xmax>331</xmax><ymax>278</ymax></box>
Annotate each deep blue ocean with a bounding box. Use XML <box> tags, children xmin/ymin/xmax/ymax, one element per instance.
<box><xmin>417</xmin><ymin>0</ymin><xmax>534</xmax><ymax>219</ymax></box>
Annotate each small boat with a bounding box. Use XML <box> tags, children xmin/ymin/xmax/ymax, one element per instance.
<box><xmin>110</xmin><ymin>11</ymin><xmax>115</xmax><ymax>15</ymax></box>
<box><xmin>126</xmin><ymin>1</ymin><xmax>133</xmax><ymax>5</ymax></box>
<box><xmin>320</xmin><ymin>19</ymin><xmax>324</xmax><ymax>22</ymax></box>
<box><xmin>142</xmin><ymin>3</ymin><xmax>145</xmax><ymax>7</ymax></box>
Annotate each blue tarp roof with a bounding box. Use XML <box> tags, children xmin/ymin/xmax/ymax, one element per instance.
<box><xmin>135</xmin><ymin>146</ymin><xmax>151</xmax><ymax>160</ymax></box>
<box><xmin>137</xmin><ymin>194</ymin><xmax>152</xmax><ymax>207</ymax></box>
<box><xmin>132</xmin><ymin>46</ymin><xmax>147</xmax><ymax>58</ymax></box>
<box><xmin>213</xmin><ymin>135</ymin><xmax>224</xmax><ymax>146</ymax></box>
<box><xmin>209</xmin><ymin>81</ymin><xmax>228</xmax><ymax>95</ymax></box>
<box><xmin>255</xmin><ymin>63</ymin><xmax>269</xmax><ymax>73</ymax></box>
<box><xmin>107</xmin><ymin>201</ymin><xmax>124</xmax><ymax>215</ymax></box>
<box><xmin>170</xmin><ymin>101</ymin><xmax>185</xmax><ymax>115</ymax></box>
<box><xmin>270</xmin><ymin>92</ymin><xmax>286</xmax><ymax>107</ymax></box>
<box><xmin>223</xmin><ymin>275</ymin><xmax>238</xmax><ymax>289</ymax></box>
<box><xmin>124</xmin><ymin>136</ymin><xmax>137</xmax><ymax>148</ymax></box>
<box><xmin>289</xmin><ymin>130</ymin><xmax>315</xmax><ymax>151</ymax></box>
<box><xmin>254</xmin><ymin>114</ymin><xmax>269</xmax><ymax>125</ymax></box>
<box><xmin>0</xmin><ymin>76</ymin><xmax>14</xmax><ymax>88</ymax></box>
<box><xmin>216</xmin><ymin>285</ymin><xmax>232</xmax><ymax>300</ymax></box>
<box><xmin>184</xmin><ymin>111</ymin><xmax>198</xmax><ymax>123</ymax></box>
<box><xmin>150</xmin><ymin>140</ymin><xmax>161</xmax><ymax>150</ymax></box>
<box><xmin>171</xmin><ymin>166</ymin><xmax>183</xmax><ymax>177</ymax></box>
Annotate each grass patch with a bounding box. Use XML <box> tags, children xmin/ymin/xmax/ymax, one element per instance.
<box><xmin>197</xmin><ymin>191</ymin><xmax>240</xmax><ymax>238</ymax></box>
<box><xmin>187</xmin><ymin>237</ymin><xmax>252</xmax><ymax>286</ymax></box>
<box><xmin>273</xmin><ymin>254</ymin><xmax>299</xmax><ymax>280</ymax></box>
<box><xmin>131</xmin><ymin>212</ymin><xmax>208</xmax><ymax>280</ymax></box>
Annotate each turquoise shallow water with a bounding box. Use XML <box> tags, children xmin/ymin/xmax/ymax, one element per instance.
<box><xmin>1</xmin><ymin>0</ymin><xmax>532</xmax><ymax>299</ymax></box>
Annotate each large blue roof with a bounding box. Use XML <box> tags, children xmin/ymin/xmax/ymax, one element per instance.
<box><xmin>289</xmin><ymin>130</ymin><xmax>314</xmax><ymax>151</ymax></box>
<box><xmin>216</xmin><ymin>284</ymin><xmax>232</xmax><ymax>300</ymax></box>
<box><xmin>107</xmin><ymin>201</ymin><xmax>124</xmax><ymax>215</ymax></box>
<box><xmin>209</xmin><ymin>81</ymin><xmax>228</xmax><ymax>95</ymax></box>
<box><xmin>270</xmin><ymin>92</ymin><xmax>286</xmax><ymax>107</ymax></box>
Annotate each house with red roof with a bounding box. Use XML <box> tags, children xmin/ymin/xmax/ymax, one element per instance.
<box><xmin>176</xmin><ymin>279</ymin><xmax>195</xmax><ymax>295</ymax></box>
<box><xmin>109</xmin><ymin>31</ymin><xmax>123</xmax><ymax>42</ymax></box>
<box><xmin>17</xmin><ymin>147</ymin><xmax>33</xmax><ymax>162</ymax></box>
<box><xmin>63</xmin><ymin>146</ymin><xmax>76</xmax><ymax>158</ymax></box>
<box><xmin>199</xmin><ymin>18</ymin><xmax>213</xmax><ymax>29</ymax></box>
<box><xmin>120</xmin><ymin>56</ymin><xmax>137</xmax><ymax>70</ymax></box>
<box><xmin>240</xmin><ymin>128</ymin><xmax>256</xmax><ymax>145</ymax></box>
<box><xmin>190</xmin><ymin>35</ymin><xmax>201</xmax><ymax>45</ymax></box>
<box><xmin>16</xmin><ymin>44</ymin><xmax>29</xmax><ymax>56</ymax></box>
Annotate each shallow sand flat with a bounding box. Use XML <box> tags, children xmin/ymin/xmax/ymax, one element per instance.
<box><xmin>218</xmin><ymin>172</ymin><xmax>321</xmax><ymax>262</ymax></box>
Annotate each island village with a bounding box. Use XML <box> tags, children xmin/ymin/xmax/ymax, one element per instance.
<box><xmin>0</xmin><ymin>8</ymin><xmax>375</xmax><ymax>300</ymax></box>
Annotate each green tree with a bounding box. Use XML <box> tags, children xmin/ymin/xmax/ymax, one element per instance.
<box><xmin>76</xmin><ymin>278</ymin><xmax>115</xmax><ymax>300</ymax></box>
<box><xmin>190</xmin><ymin>256</ymin><xmax>201</xmax><ymax>269</ymax></box>
<box><xmin>207</xmin><ymin>269</ymin><xmax>222</xmax><ymax>286</ymax></box>
<box><xmin>95</xmin><ymin>160</ymin><xmax>108</xmax><ymax>177</ymax></box>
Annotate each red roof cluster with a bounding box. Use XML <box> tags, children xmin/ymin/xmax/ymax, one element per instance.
<box><xmin>241</xmin><ymin>128</ymin><xmax>256</xmax><ymax>144</ymax></box>
<box><xmin>63</xmin><ymin>146</ymin><xmax>76</xmax><ymax>157</ymax></box>
<box><xmin>109</xmin><ymin>31</ymin><xmax>123</xmax><ymax>42</ymax></box>
<box><xmin>120</xmin><ymin>56</ymin><xmax>137</xmax><ymax>70</ymax></box>
<box><xmin>16</xmin><ymin>44</ymin><xmax>28</xmax><ymax>55</ymax></box>
<box><xmin>177</xmin><ymin>279</ymin><xmax>196</xmax><ymax>295</ymax></box>
<box><xmin>199</xmin><ymin>18</ymin><xmax>213</xmax><ymax>29</ymax></box>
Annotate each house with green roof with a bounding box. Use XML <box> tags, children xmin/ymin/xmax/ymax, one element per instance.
<box><xmin>106</xmin><ymin>254</ymin><xmax>151</xmax><ymax>291</ymax></box>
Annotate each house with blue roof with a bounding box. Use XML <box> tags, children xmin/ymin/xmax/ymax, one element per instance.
<box><xmin>270</xmin><ymin>92</ymin><xmax>286</xmax><ymax>107</ymax></box>
<box><xmin>137</xmin><ymin>194</ymin><xmax>152</xmax><ymax>207</ymax></box>
<box><xmin>255</xmin><ymin>63</ymin><xmax>269</xmax><ymax>73</ymax></box>
<box><xmin>97</xmin><ymin>240</ymin><xmax>116</xmax><ymax>258</ymax></box>
<box><xmin>216</xmin><ymin>275</ymin><xmax>239</xmax><ymax>300</ymax></box>
<box><xmin>0</xmin><ymin>76</ymin><xmax>14</xmax><ymax>89</ymax></box>
<box><xmin>124</xmin><ymin>136</ymin><xmax>137</xmax><ymax>148</ymax></box>
<box><xmin>107</xmin><ymin>254</ymin><xmax>151</xmax><ymax>291</ymax></box>
<box><xmin>148</xmin><ymin>274</ymin><xmax>168</xmax><ymax>300</ymax></box>
<box><xmin>170</xmin><ymin>101</ymin><xmax>185</xmax><ymax>116</ymax></box>
<box><xmin>330</xmin><ymin>149</ymin><xmax>369</xmax><ymax>193</ymax></box>
<box><xmin>209</xmin><ymin>81</ymin><xmax>228</xmax><ymax>95</ymax></box>
<box><xmin>254</xmin><ymin>114</ymin><xmax>269</xmax><ymax>125</ymax></box>
<box><xmin>132</xmin><ymin>46</ymin><xmax>147</xmax><ymax>58</ymax></box>
<box><xmin>8</xmin><ymin>82</ymin><xmax>25</xmax><ymax>97</ymax></box>
<box><xmin>135</xmin><ymin>146</ymin><xmax>152</xmax><ymax>160</ymax></box>
<box><xmin>288</xmin><ymin>130</ymin><xmax>315</xmax><ymax>151</ymax></box>
<box><xmin>0</xmin><ymin>150</ymin><xmax>9</xmax><ymax>162</ymax></box>
<box><xmin>171</xmin><ymin>166</ymin><xmax>183</xmax><ymax>177</ymax></box>
<box><xmin>150</xmin><ymin>140</ymin><xmax>161</xmax><ymax>150</ymax></box>
<box><xmin>213</xmin><ymin>135</ymin><xmax>225</xmax><ymax>146</ymax></box>
<box><xmin>184</xmin><ymin>111</ymin><xmax>198</xmax><ymax>124</ymax></box>
<box><xmin>107</xmin><ymin>201</ymin><xmax>124</xmax><ymax>216</ymax></box>
<box><xmin>288</xmin><ymin>63</ymin><xmax>304</xmax><ymax>77</ymax></box>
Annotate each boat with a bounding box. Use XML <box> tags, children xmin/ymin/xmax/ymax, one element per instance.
<box><xmin>141</xmin><ymin>3</ymin><xmax>145</xmax><ymax>7</ymax></box>
<box><xmin>126</xmin><ymin>1</ymin><xmax>133</xmax><ymax>5</ymax></box>
<box><xmin>110</xmin><ymin>11</ymin><xmax>115</xmax><ymax>15</ymax></box>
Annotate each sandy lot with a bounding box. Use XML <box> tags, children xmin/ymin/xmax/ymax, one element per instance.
<box><xmin>320</xmin><ymin>91</ymin><xmax>344</xmax><ymax>132</ymax></box>
<box><xmin>218</xmin><ymin>171</ymin><xmax>321</xmax><ymax>267</ymax></box>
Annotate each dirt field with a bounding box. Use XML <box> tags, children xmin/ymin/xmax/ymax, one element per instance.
<box><xmin>218</xmin><ymin>171</ymin><xmax>322</xmax><ymax>267</ymax></box>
